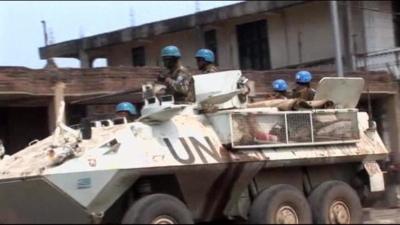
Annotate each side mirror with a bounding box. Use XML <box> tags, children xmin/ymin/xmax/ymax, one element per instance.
<box><xmin>80</xmin><ymin>118</ymin><xmax>92</xmax><ymax>140</ymax></box>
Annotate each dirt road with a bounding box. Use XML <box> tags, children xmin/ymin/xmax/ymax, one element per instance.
<box><xmin>363</xmin><ymin>208</ymin><xmax>400</xmax><ymax>224</ymax></box>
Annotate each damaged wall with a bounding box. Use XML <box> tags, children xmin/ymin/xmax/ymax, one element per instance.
<box><xmin>0</xmin><ymin>67</ymin><xmax>395</xmax><ymax>100</ymax></box>
<box><xmin>0</xmin><ymin>66</ymin><xmax>398</xmax><ymax>156</ymax></box>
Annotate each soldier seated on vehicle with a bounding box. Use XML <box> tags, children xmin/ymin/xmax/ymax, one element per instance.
<box><xmin>156</xmin><ymin>45</ymin><xmax>195</xmax><ymax>103</ymax></box>
<box><xmin>237</xmin><ymin>76</ymin><xmax>251</xmax><ymax>104</ymax></box>
<box><xmin>291</xmin><ymin>70</ymin><xmax>316</xmax><ymax>101</ymax></box>
<box><xmin>195</xmin><ymin>48</ymin><xmax>218</xmax><ymax>74</ymax></box>
<box><xmin>115</xmin><ymin>102</ymin><xmax>139</xmax><ymax>122</ymax></box>
<box><xmin>247</xmin><ymin>79</ymin><xmax>289</xmax><ymax>107</ymax></box>
<box><xmin>0</xmin><ymin>139</ymin><xmax>5</xmax><ymax>159</ymax></box>
<box><xmin>265</xmin><ymin>79</ymin><xmax>290</xmax><ymax>100</ymax></box>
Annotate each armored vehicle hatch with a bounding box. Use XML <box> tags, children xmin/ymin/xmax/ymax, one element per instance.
<box><xmin>314</xmin><ymin>77</ymin><xmax>365</xmax><ymax>108</ymax></box>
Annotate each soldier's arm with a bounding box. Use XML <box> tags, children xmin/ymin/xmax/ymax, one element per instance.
<box><xmin>310</xmin><ymin>88</ymin><xmax>316</xmax><ymax>98</ymax></box>
<box><xmin>157</xmin><ymin>69</ymin><xmax>169</xmax><ymax>83</ymax></box>
<box><xmin>173</xmin><ymin>75</ymin><xmax>191</xmax><ymax>95</ymax></box>
<box><xmin>208</xmin><ymin>65</ymin><xmax>218</xmax><ymax>73</ymax></box>
<box><xmin>168</xmin><ymin>72</ymin><xmax>191</xmax><ymax>95</ymax></box>
<box><xmin>291</xmin><ymin>88</ymin><xmax>299</xmax><ymax>99</ymax></box>
<box><xmin>264</xmin><ymin>92</ymin><xmax>276</xmax><ymax>100</ymax></box>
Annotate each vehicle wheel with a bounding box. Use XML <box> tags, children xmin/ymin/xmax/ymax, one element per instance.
<box><xmin>248</xmin><ymin>184</ymin><xmax>312</xmax><ymax>224</ymax></box>
<box><xmin>308</xmin><ymin>180</ymin><xmax>362</xmax><ymax>224</ymax></box>
<box><xmin>121</xmin><ymin>193</ymin><xmax>194</xmax><ymax>224</ymax></box>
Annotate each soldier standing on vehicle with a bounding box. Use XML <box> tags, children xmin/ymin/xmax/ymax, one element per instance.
<box><xmin>195</xmin><ymin>48</ymin><xmax>217</xmax><ymax>74</ymax></box>
<box><xmin>116</xmin><ymin>102</ymin><xmax>139</xmax><ymax>122</ymax></box>
<box><xmin>265</xmin><ymin>79</ymin><xmax>289</xmax><ymax>100</ymax></box>
<box><xmin>157</xmin><ymin>45</ymin><xmax>195</xmax><ymax>103</ymax></box>
<box><xmin>292</xmin><ymin>70</ymin><xmax>316</xmax><ymax>101</ymax></box>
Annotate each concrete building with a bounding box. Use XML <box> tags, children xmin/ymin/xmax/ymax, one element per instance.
<box><xmin>39</xmin><ymin>1</ymin><xmax>400</xmax><ymax>73</ymax></box>
<box><xmin>37</xmin><ymin>1</ymin><xmax>400</xmax><ymax>159</ymax></box>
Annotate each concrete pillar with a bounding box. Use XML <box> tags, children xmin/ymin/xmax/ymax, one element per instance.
<box><xmin>341</xmin><ymin>1</ymin><xmax>356</xmax><ymax>71</ymax></box>
<box><xmin>360</xmin><ymin>1</ymin><xmax>368</xmax><ymax>54</ymax></box>
<box><xmin>385</xmin><ymin>94</ymin><xmax>400</xmax><ymax>164</ymax></box>
<box><xmin>53</xmin><ymin>82</ymin><xmax>66</xmax><ymax>124</ymax></box>
<box><xmin>396</xmin><ymin>91</ymin><xmax>400</xmax><ymax>163</ymax></box>
<box><xmin>330</xmin><ymin>0</ymin><xmax>344</xmax><ymax>77</ymax></box>
<box><xmin>79</xmin><ymin>49</ymin><xmax>91</xmax><ymax>68</ymax></box>
<box><xmin>48</xmin><ymin>82</ymin><xmax>66</xmax><ymax>133</ymax></box>
<box><xmin>384</xmin><ymin>90</ymin><xmax>400</xmax><ymax>208</ymax></box>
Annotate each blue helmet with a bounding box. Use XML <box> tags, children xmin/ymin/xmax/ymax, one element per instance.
<box><xmin>161</xmin><ymin>45</ymin><xmax>181</xmax><ymax>58</ymax></box>
<box><xmin>116</xmin><ymin>102</ymin><xmax>138</xmax><ymax>115</ymax></box>
<box><xmin>272</xmin><ymin>79</ymin><xmax>288</xmax><ymax>92</ymax></box>
<box><xmin>295</xmin><ymin>70</ymin><xmax>312</xmax><ymax>84</ymax></box>
<box><xmin>195</xmin><ymin>48</ymin><xmax>215</xmax><ymax>63</ymax></box>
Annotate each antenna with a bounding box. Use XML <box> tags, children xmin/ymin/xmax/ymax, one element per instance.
<box><xmin>79</xmin><ymin>26</ymin><xmax>85</xmax><ymax>38</ymax></box>
<box><xmin>41</xmin><ymin>20</ymin><xmax>49</xmax><ymax>46</ymax></box>
<box><xmin>195</xmin><ymin>0</ymin><xmax>200</xmax><ymax>13</ymax></box>
<box><xmin>129</xmin><ymin>7</ymin><xmax>136</xmax><ymax>27</ymax></box>
<box><xmin>48</xmin><ymin>27</ymin><xmax>55</xmax><ymax>45</ymax></box>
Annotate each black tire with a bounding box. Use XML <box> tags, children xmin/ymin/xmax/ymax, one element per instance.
<box><xmin>248</xmin><ymin>184</ymin><xmax>312</xmax><ymax>224</ymax></box>
<box><xmin>121</xmin><ymin>193</ymin><xmax>194</xmax><ymax>224</ymax></box>
<box><xmin>308</xmin><ymin>180</ymin><xmax>362</xmax><ymax>224</ymax></box>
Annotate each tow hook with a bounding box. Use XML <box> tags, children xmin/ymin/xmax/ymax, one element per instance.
<box><xmin>91</xmin><ymin>212</ymin><xmax>104</xmax><ymax>224</ymax></box>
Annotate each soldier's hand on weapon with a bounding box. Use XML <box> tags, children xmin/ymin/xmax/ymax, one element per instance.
<box><xmin>157</xmin><ymin>70</ymin><xmax>171</xmax><ymax>83</ymax></box>
<box><xmin>165</xmin><ymin>77</ymin><xmax>176</xmax><ymax>86</ymax></box>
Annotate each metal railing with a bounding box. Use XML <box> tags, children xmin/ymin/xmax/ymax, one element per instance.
<box><xmin>230</xmin><ymin>109</ymin><xmax>360</xmax><ymax>149</ymax></box>
<box><xmin>276</xmin><ymin>58</ymin><xmax>336</xmax><ymax>70</ymax></box>
<box><xmin>355</xmin><ymin>47</ymin><xmax>400</xmax><ymax>73</ymax></box>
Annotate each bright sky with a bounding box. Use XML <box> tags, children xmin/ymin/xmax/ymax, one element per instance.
<box><xmin>0</xmin><ymin>1</ymin><xmax>241</xmax><ymax>69</ymax></box>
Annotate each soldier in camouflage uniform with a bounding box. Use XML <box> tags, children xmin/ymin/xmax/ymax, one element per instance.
<box><xmin>157</xmin><ymin>45</ymin><xmax>195</xmax><ymax>103</ymax></box>
<box><xmin>291</xmin><ymin>70</ymin><xmax>316</xmax><ymax>101</ymax></box>
<box><xmin>195</xmin><ymin>48</ymin><xmax>218</xmax><ymax>74</ymax></box>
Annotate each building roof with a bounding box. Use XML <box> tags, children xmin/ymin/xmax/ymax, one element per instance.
<box><xmin>39</xmin><ymin>1</ymin><xmax>304</xmax><ymax>59</ymax></box>
<box><xmin>0</xmin><ymin>66</ymin><xmax>396</xmax><ymax>106</ymax></box>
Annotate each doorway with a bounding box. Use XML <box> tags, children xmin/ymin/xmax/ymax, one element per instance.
<box><xmin>0</xmin><ymin>107</ymin><xmax>49</xmax><ymax>155</ymax></box>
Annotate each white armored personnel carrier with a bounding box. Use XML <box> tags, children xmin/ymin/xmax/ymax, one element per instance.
<box><xmin>0</xmin><ymin>71</ymin><xmax>389</xmax><ymax>224</ymax></box>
